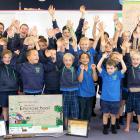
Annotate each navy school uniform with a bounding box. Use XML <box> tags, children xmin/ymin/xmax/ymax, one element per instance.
<box><xmin>126</xmin><ymin>61</ymin><xmax>140</xmax><ymax>115</ymax></box>
<box><xmin>16</xmin><ymin>62</ymin><xmax>44</xmax><ymax>95</ymax></box>
<box><xmin>0</xmin><ymin>63</ymin><xmax>19</xmax><ymax>107</ymax></box>
<box><xmin>58</xmin><ymin>51</ymin><xmax>79</xmax><ymax>119</ymax></box>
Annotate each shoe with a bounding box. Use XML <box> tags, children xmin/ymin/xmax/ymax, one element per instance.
<box><xmin>92</xmin><ymin>111</ymin><xmax>97</xmax><ymax>117</ymax></box>
<box><xmin>103</xmin><ymin>125</ymin><xmax>109</xmax><ymax>135</ymax></box>
<box><xmin>111</xmin><ymin>125</ymin><xmax>117</xmax><ymax>134</ymax></box>
<box><xmin>107</xmin><ymin>118</ymin><xmax>111</xmax><ymax>129</ymax></box>
<box><xmin>119</xmin><ymin>116</ymin><xmax>125</xmax><ymax>125</ymax></box>
<box><xmin>133</xmin><ymin>116</ymin><xmax>138</xmax><ymax>123</ymax></box>
<box><xmin>116</xmin><ymin>119</ymin><xmax>120</xmax><ymax>129</ymax></box>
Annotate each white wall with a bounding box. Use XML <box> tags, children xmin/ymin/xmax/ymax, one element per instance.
<box><xmin>0</xmin><ymin>10</ymin><xmax>122</xmax><ymax>38</ymax></box>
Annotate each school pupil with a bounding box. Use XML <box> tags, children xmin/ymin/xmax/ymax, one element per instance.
<box><xmin>0</xmin><ymin>50</ymin><xmax>19</xmax><ymax>129</ymax></box>
<box><xmin>97</xmin><ymin>53</ymin><xmax>127</xmax><ymax>134</ymax></box>
<box><xmin>124</xmin><ymin>51</ymin><xmax>140</xmax><ymax>133</ymax></box>
<box><xmin>59</xmin><ymin>52</ymin><xmax>79</xmax><ymax>129</ymax></box>
<box><xmin>16</xmin><ymin>49</ymin><xmax>44</xmax><ymax>95</ymax></box>
<box><xmin>78</xmin><ymin>52</ymin><xmax>98</xmax><ymax>121</ymax></box>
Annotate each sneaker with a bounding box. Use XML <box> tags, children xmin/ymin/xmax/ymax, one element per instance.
<box><xmin>111</xmin><ymin>125</ymin><xmax>117</xmax><ymax>134</ymax></box>
<box><xmin>103</xmin><ymin>125</ymin><xmax>109</xmax><ymax>135</ymax></box>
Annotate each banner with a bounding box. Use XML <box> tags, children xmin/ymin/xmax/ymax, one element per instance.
<box><xmin>9</xmin><ymin>95</ymin><xmax>63</xmax><ymax>134</ymax></box>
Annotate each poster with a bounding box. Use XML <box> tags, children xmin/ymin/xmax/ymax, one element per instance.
<box><xmin>9</xmin><ymin>95</ymin><xmax>63</xmax><ymax>134</ymax></box>
<box><xmin>123</xmin><ymin>0</ymin><xmax>140</xmax><ymax>32</ymax></box>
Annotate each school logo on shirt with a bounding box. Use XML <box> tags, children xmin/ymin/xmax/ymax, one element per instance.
<box><xmin>112</xmin><ymin>74</ymin><xmax>117</xmax><ymax>80</ymax></box>
<box><xmin>35</xmin><ymin>67</ymin><xmax>40</xmax><ymax>73</ymax></box>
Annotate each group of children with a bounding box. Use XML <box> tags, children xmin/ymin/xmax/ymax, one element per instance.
<box><xmin>0</xmin><ymin>5</ymin><xmax>140</xmax><ymax>135</ymax></box>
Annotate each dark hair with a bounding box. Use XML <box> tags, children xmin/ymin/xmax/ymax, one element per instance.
<box><xmin>38</xmin><ymin>36</ymin><xmax>47</xmax><ymax>42</ymax></box>
<box><xmin>106</xmin><ymin>59</ymin><xmax>116</xmax><ymax>67</ymax></box>
<box><xmin>79</xmin><ymin>52</ymin><xmax>90</xmax><ymax>60</ymax></box>
<box><xmin>104</xmin><ymin>32</ymin><xmax>109</xmax><ymax>38</ymax></box>
<box><xmin>20</xmin><ymin>24</ymin><xmax>29</xmax><ymax>29</ymax></box>
<box><xmin>62</xmin><ymin>26</ymin><xmax>70</xmax><ymax>32</ymax></box>
<box><xmin>0</xmin><ymin>22</ymin><xmax>4</xmax><ymax>30</ymax></box>
<box><xmin>89</xmin><ymin>38</ymin><xmax>95</xmax><ymax>42</ymax></box>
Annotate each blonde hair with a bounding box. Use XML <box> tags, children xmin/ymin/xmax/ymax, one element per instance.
<box><xmin>79</xmin><ymin>37</ymin><xmax>89</xmax><ymax>44</ymax></box>
<box><xmin>130</xmin><ymin>50</ymin><xmax>140</xmax><ymax>59</ymax></box>
<box><xmin>63</xmin><ymin>53</ymin><xmax>75</xmax><ymax>61</ymax></box>
<box><xmin>24</xmin><ymin>36</ymin><xmax>36</xmax><ymax>46</ymax></box>
<box><xmin>0</xmin><ymin>37</ymin><xmax>8</xmax><ymax>44</ymax></box>
<box><xmin>2</xmin><ymin>49</ymin><xmax>12</xmax><ymax>58</ymax></box>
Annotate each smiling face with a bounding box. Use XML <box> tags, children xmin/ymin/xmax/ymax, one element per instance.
<box><xmin>2</xmin><ymin>54</ymin><xmax>12</xmax><ymax>64</ymax></box>
<box><xmin>79</xmin><ymin>53</ymin><xmax>90</xmax><ymax>66</ymax></box>
<box><xmin>20</xmin><ymin>24</ymin><xmax>29</xmax><ymax>38</ymax></box>
<box><xmin>27</xmin><ymin>50</ymin><xmax>39</xmax><ymax>64</ymax></box>
<box><xmin>131</xmin><ymin>54</ymin><xmax>140</xmax><ymax>67</ymax></box>
<box><xmin>62</xmin><ymin>29</ymin><xmax>71</xmax><ymax>39</ymax></box>
<box><xmin>63</xmin><ymin>53</ymin><xmax>74</xmax><ymax>69</ymax></box>
<box><xmin>79</xmin><ymin>38</ymin><xmax>89</xmax><ymax>52</ymax></box>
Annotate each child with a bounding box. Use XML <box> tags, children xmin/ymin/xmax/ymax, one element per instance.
<box><xmin>124</xmin><ymin>50</ymin><xmax>140</xmax><ymax>133</ymax></box>
<box><xmin>97</xmin><ymin>53</ymin><xmax>126</xmax><ymax>134</ymax></box>
<box><xmin>59</xmin><ymin>52</ymin><xmax>79</xmax><ymax>129</ymax></box>
<box><xmin>42</xmin><ymin>48</ymin><xmax>62</xmax><ymax>94</ymax></box>
<box><xmin>0</xmin><ymin>50</ymin><xmax>19</xmax><ymax>129</ymax></box>
<box><xmin>78</xmin><ymin>52</ymin><xmax>98</xmax><ymax>121</ymax></box>
<box><xmin>16</xmin><ymin>49</ymin><xmax>44</xmax><ymax>95</ymax></box>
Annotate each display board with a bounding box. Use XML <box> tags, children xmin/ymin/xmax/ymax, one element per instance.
<box><xmin>123</xmin><ymin>0</ymin><xmax>140</xmax><ymax>32</ymax></box>
<box><xmin>9</xmin><ymin>95</ymin><xmax>63</xmax><ymax>134</ymax></box>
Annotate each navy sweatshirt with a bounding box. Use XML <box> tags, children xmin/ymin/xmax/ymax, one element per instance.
<box><xmin>16</xmin><ymin>62</ymin><xmax>44</xmax><ymax>92</ymax></box>
<box><xmin>0</xmin><ymin>63</ymin><xmax>19</xmax><ymax>92</ymax></box>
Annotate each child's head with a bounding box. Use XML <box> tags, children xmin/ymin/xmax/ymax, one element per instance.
<box><xmin>0</xmin><ymin>37</ymin><xmax>8</xmax><ymax>50</ymax></box>
<box><xmin>79</xmin><ymin>37</ymin><xmax>89</xmax><ymax>52</ymax></box>
<box><xmin>89</xmin><ymin>38</ymin><xmax>94</xmax><ymax>48</ymax></box>
<box><xmin>49</xmin><ymin>48</ymin><xmax>56</xmax><ymax>62</ymax></box>
<box><xmin>26</xmin><ymin>49</ymin><xmax>39</xmax><ymax>64</ymax></box>
<box><xmin>130</xmin><ymin>50</ymin><xmax>140</xmax><ymax>67</ymax></box>
<box><xmin>62</xmin><ymin>26</ymin><xmax>71</xmax><ymax>39</ymax></box>
<box><xmin>104</xmin><ymin>40</ymin><xmax>113</xmax><ymax>53</ymax></box>
<box><xmin>63</xmin><ymin>53</ymin><xmax>74</xmax><ymax>69</ymax></box>
<box><xmin>56</xmin><ymin>37</ymin><xmax>66</xmax><ymax>52</ymax></box>
<box><xmin>104</xmin><ymin>32</ymin><xmax>109</xmax><ymax>42</ymax></box>
<box><xmin>2</xmin><ymin>49</ymin><xmax>12</xmax><ymax>64</ymax></box>
<box><xmin>79</xmin><ymin>52</ymin><xmax>90</xmax><ymax>66</ymax></box>
<box><xmin>110</xmin><ymin>52</ymin><xmax>120</xmax><ymax>64</ymax></box>
<box><xmin>106</xmin><ymin>59</ymin><xmax>117</xmax><ymax>75</ymax></box>
<box><xmin>38</xmin><ymin>37</ymin><xmax>48</xmax><ymax>50</ymax></box>
<box><xmin>122</xmin><ymin>31</ymin><xmax>131</xmax><ymax>42</ymax></box>
<box><xmin>24</xmin><ymin>36</ymin><xmax>36</xmax><ymax>50</ymax></box>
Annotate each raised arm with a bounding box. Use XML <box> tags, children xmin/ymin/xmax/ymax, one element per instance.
<box><xmin>78</xmin><ymin>65</ymin><xmax>85</xmax><ymax>82</ymax></box>
<box><xmin>97</xmin><ymin>53</ymin><xmax>108</xmax><ymax>73</ymax></box>
<box><xmin>117</xmin><ymin>54</ymin><xmax>127</xmax><ymax>74</ymax></box>
<box><xmin>91</xmin><ymin>64</ymin><xmax>98</xmax><ymax>81</ymax></box>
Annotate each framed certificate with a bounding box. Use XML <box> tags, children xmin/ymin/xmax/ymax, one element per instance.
<box><xmin>0</xmin><ymin>121</ymin><xmax>6</xmax><ymax>136</ymax></box>
<box><xmin>67</xmin><ymin>119</ymin><xmax>88</xmax><ymax>137</ymax></box>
